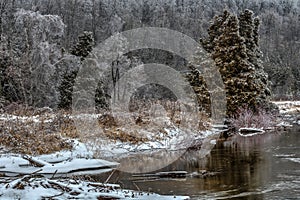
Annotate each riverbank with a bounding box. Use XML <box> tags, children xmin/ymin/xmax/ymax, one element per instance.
<box><xmin>0</xmin><ymin>101</ymin><xmax>299</xmax><ymax>199</ymax></box>
<box><xmin>0</xmin><ymin>105</ymin><xmax>209</xmax><ymax>199</ymax></box>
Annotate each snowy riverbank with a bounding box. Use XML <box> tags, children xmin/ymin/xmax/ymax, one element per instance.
<box><xmin>0</xmin><ymin>110</ymin><xmax>201</xmax><ymax>199</ymax></box>
<box><xmin>0</xmin><ymin>139</ymin><xmax>190</xmax><ymax>199</ymax></box>
<box><xmin>1</xmin><ymin>101</ymin><xmax>299</xmax><ymax>199</ymax></box>
<box><xmin>272</xmin><ymin>101</ymin><xmax>300</xmax><ymax>115</ymax></box>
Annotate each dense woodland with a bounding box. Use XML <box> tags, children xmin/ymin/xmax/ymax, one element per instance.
<box><xmin>0</xmin><ymin>0</ymin><xmax>299</xmax><ymax>113</ymax></box>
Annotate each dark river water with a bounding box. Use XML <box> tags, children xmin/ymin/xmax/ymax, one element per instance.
<box><xmin>95</xmin><ymin>125</ymin><xmax>300</xmax><ymax>200</ymax></box>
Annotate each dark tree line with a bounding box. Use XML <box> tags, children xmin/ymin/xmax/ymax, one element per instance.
<box><xmin>0</xmin><ymin>0</ymin><xmax>299</xmax><ymax>110</ymax></box>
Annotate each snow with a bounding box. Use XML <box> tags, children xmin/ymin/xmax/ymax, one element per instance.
<box><xmin>0</xmin><ymin>177</ymin><xmax>190</xmax><ymax>200</ymax></box>
<box><xmin>275</xmin><ymin>154</ymin><xmax>296</xmax><ymax>158</ymax></box>
<box><xmin>210</xmin><ymin>139</ymin><xmax>217</xmax><ymax>145</ymax></box>
<box><xmin>0</xmin><ymin>138</ymin><xmax>118</xmax><ymax>177</ymax></box>
<box><xmin>0</xmin><ymin>119</ymin><xmax>195</xmax><ymax>199</ymax></box>
<box><xmin>87</xmin><ymin>126</ymin><xmax>211</xmax><ymax>158</ymax></box>
<box><xmin>0</xmin><ymin>113</ymin><xmax>55</xmax><ymax>123</ymax></box>
<box><xmin>100</xmin><ymin>128</ymin><xmax>222</xmax><ymax>158</ymax></box>
<box><xmin>0</xmin><ymin>111</ymin><xmax>223</xmax><ymax>200</ymax></box>
<box><xmin>272</xmin><ymin>101</ymin><xmax>300</xmax><ymax>106</ymax></box>
<box><xmin>276</xmin><ymin>121</ymin><xmax>293</xmax><ymax>127</ymax></box>
<box><xmin>239</xmin><ymin>127</ymin><xmax>265</xmax><ymax>132</ymax></box>
<box><xmin>37</xmin><ymin>139</ymin><xmax>94</xmax><ymax>163</ymax></box>
<box><xmin>0</xmin><ymin>154</ymin><xmax>118</xmax><ymax>177</ymax></box>
<box><xmin>212</xmin><ymin>124</ymin><xmax>228</xmax><ymax>129</ymax></box>
<box><xmin>0</xmin><ymin>147</ymin><xmax>190</xmax><ymax>199</ymax></box>
<box><xmin>272</xmin><ymin>101</ymin><xmax>300</xmax><ymax>114</ymax></box>
<box><xmin>238</xmin><ymin>127</ymin><xmax>265</xmax><ymax>137</ymax></box>
<box><xmin>0</xmin><ymin>113</ymin><xmax>103</xmax><ymax>124</ymax></box>
<box><xmin>284</xmin><ymin>158</ymin><xmax>300</xmax><ymax>164</ymax></box>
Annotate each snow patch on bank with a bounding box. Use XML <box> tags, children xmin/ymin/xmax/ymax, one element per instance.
<box><xmin>86</xmin><ymin>126</ymin><xmax>223</xmax><ymax>158</ymax></box>
<box><xmin>0</xmin><ymin>177</ymin><xmax>190</xmax><ymax>200</ymax></box>
<box><xmin>284</xmin><ymin>157</ymin><xmax>300</xmax><ymax>164</ymax></box>
<box><xmin>273</xmin><ymin>101</ymin><xmax>300</xmax><ymax>114</ymax></box>
<box><xmin>37</xmin><ymin>139</ymin><xmax>93</xmax><ymax>163</ymax></box>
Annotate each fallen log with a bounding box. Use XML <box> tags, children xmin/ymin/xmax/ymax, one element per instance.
<box><xmin>22</xmin><ymin>155</ymin><xmax>49</xmax><ymax>167</ymax></box>
<box><xmin>133</xmin><ymin>171</ymin><xmax>188</xmax><ymax>178</ymax></box>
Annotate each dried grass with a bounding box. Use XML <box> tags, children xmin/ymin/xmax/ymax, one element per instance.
<box><xmin>0</xmin><ymin>100</ymin><xmax>211</xmax><ymax>155</ymax></box>
<box><xmin>0</xmin><ymin>117</ymin><xmax>73</xmax><ymax>155</ymax></box>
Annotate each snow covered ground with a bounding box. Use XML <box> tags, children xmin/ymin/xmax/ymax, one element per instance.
<box><xmin>0</xmin><ymin>111</ymin><xmax>198</xmax><ymax>199</ymax></box>
<box><xmin>0</xmin><ymin>140</ymin><xmax>190</xmax><ymax>199</ymax></box>
<box><xmin>1</xmin><ymin>101</ymin><xmax>298</xmax><ymax>198</ymax></box>
<box><xmin>1</xmin><ymin>177</ymin><xmax>189</xmax><ymax>200</ymax></box>
<box><xmin>273</xmin><ymin>101</ymin><xmax>300</xmax><ymax>114</ymax></box>
<box><xmin>272</xmin><ymin>101</ymin><xmax>300</xmax><ymax>126</ymax></box>
<box><xmin>84</xmin><ymin>126</ymin><xmax>222</xmax><ymax>158</ymax></box>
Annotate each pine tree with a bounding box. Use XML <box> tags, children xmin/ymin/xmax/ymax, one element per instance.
<box><xmin>189</xmin><ymin>11</ymin><xmax>230</xmax><ymax>116</ymax></box>
<box><xmin>58</xmin><ymin>71</ymin><xmax>77</xmax><ymax>109</ymax></box>
<box><xmin>0</xmin><ymin>44</ymin><xmax>21</xmax><ymax>103</ymax></box>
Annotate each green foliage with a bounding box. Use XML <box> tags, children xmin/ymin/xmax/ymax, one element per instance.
<box><xmin>185</xmin><ymin>65</ymin><xmax>211</xmax><ymax>115</ymax></box>
<box><xmin>95</xmin><ymin>81</ymin><xmax>109</xmax><ymax>110</ymax></box>
<box><xmin>0</xmin><ymin>46</ymin><xmax>21</xmax><ymax>103</ymax></box>
<box><xmin>71</xmin><ymin>31</ymin><xmax>94</xmax><ymax>59</ymax></box>
<box><xmin>59</xmin><ymin>31</ymin><xmax>94</xmax><ymax>109</ymax></box>
<box><xmin>58</xmin><ymin>70</ymin><xmax>77</xmax><ymax>109</ymax></box>
<box><xmin>200</xmin><ymin>10</ymin><xmax>273</xmax><ymax>116</ymax></box>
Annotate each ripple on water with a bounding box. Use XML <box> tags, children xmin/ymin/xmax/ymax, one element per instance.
<box><xmin>284</xmin><ymin>157</ymin><xmax>300</xmax><ymax>164</ymax></box>
<box><xmin>274</xmin><ymin>154</ymin><xmax>296</xmax><ymax>158</ymax></box>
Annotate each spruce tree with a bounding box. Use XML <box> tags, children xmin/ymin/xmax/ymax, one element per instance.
<box><xmin>200</xmin><ymin>10</ymin><xmax>230</xmax><ymax>53</ymax></box>
<box><xmin>59</xmin><ymin>31</ymin><xmax>94</xmax><ymax>109</ymax></box>
<box><xmin>215</xmin><ymin>14</ymin><xmax>260</xmax><ymax>116</ymax></box>
<box><xmin>199</xmin><ymin>10</ymin><xmax>272</xmax><ymax>116</ymax></box>
<box><xmin>70</xmin><ymin>31</ymin><xmax>94</xmax><ymax>60</ymax></box>
<box><xmin>238</xmin><ymin>10</ymin><xmax>272</xmax><ymax>110</ymax></box>
<box><xmin>185</xmin><ymin>65</ymin><xmax>211</xmax><ymax>114</ymax></box>
<box><xmin>188</xmin><ymin>11</ymin><xmax>230</xmax><ymax>116</ymax></box>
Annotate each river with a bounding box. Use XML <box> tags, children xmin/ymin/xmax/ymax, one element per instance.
<box><xmin>95</xmin><ymin>125</ymin><xmax>300</xmax><ymax>200</ymax></box>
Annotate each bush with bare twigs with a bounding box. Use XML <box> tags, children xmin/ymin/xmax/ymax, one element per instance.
<box><xmin>229</xmin><ymin>106</ymin><xmax>276</xmax><ymax>130</ymax></box>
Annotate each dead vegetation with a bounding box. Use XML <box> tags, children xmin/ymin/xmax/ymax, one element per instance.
<box><xmin>229</xmin><ymin>106</ymin><xmax>276</xmax><ymax>130</ymax></box>
<box><xmin>0</xmin><ymin>100</ymin><xmax>211</xmax><ymax>155</ymax></box>
<box><xmin>0</xmin><ymin>114</ymin><xmax>73</xmax><ymax>155</ymax></box>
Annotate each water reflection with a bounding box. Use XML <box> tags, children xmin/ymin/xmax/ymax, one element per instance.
<box><xmin>94</xmin><ymin>126</ymin><xmax>300</xmax><ymax>200</ymax></box>
<box><xmin>114</xmin><ymin>149</ymin><xmax>185</xmax><ymax>173</ymax></box>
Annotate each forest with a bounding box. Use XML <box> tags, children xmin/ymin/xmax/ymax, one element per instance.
<box><xmin>0</xmin><ymin>0</ymin><xmax>300</xmax><ymax>111</ymax></box>
<box><xmin>0</xmin><ymin>1</ymin><xmax>300</xmax><ymax>199</ymax></box>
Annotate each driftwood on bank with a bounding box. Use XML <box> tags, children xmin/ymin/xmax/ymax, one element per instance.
<box><xmin>22</xmin><ymin>155</ymin><xmax>49</xmax><ymax>167</ymax></box>
<box><xmin>0</xmin><ymin>154</ymin><xmax>119</xmax><ymax>177</ymax></box>
<box><xmin>132</xmin><ymin>171</ymin><xmax>188</xmax><ymax>179</ymax></box>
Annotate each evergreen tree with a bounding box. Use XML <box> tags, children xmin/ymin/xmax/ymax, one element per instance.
<box><xmin>200</xmin><ymin>10</ymin><xmax>230</xmax><ymax>53</ymax></box>
<box><xmin>58</xmin><ymin>71</ymin><xmax>77</xmax><ymax>109</ymax></box>
<box><xmin>70</xmin><ymin>31</ymin><xmax>94</xmax><ymax>60</ymax></box>
<box><xmin>0</xmin><ymin>46</ymin><xmax>21</xmax><ymax>103</ymax></box>
<box><xmin>200</xmin><ymin>10</ymin><xmax>273</xmax><ymax>116</ymax></box>
<box><xmin>59</xmin><ymin>31</ymin><xmax>94</xmax><ymax>109</ymax></box>
<box><xmin>185</xmin><ymin>65</ymin><xmax>211</xmax><ymax>114</ymax></box>
<box><xmin>215</xmin><ymin>14</ymin><xmax>259</xmax><ymax>116</ymax></box>
<box><xmin>238</xmin><ymin>10</ymin><xmax>272</xmax><ymax>109</ymax></box>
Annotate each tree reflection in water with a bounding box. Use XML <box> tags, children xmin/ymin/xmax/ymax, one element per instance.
<box><xmin>93</xmin><ymin>127</ymin><xmax>300</xmax><ymax>200</ymax></box>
